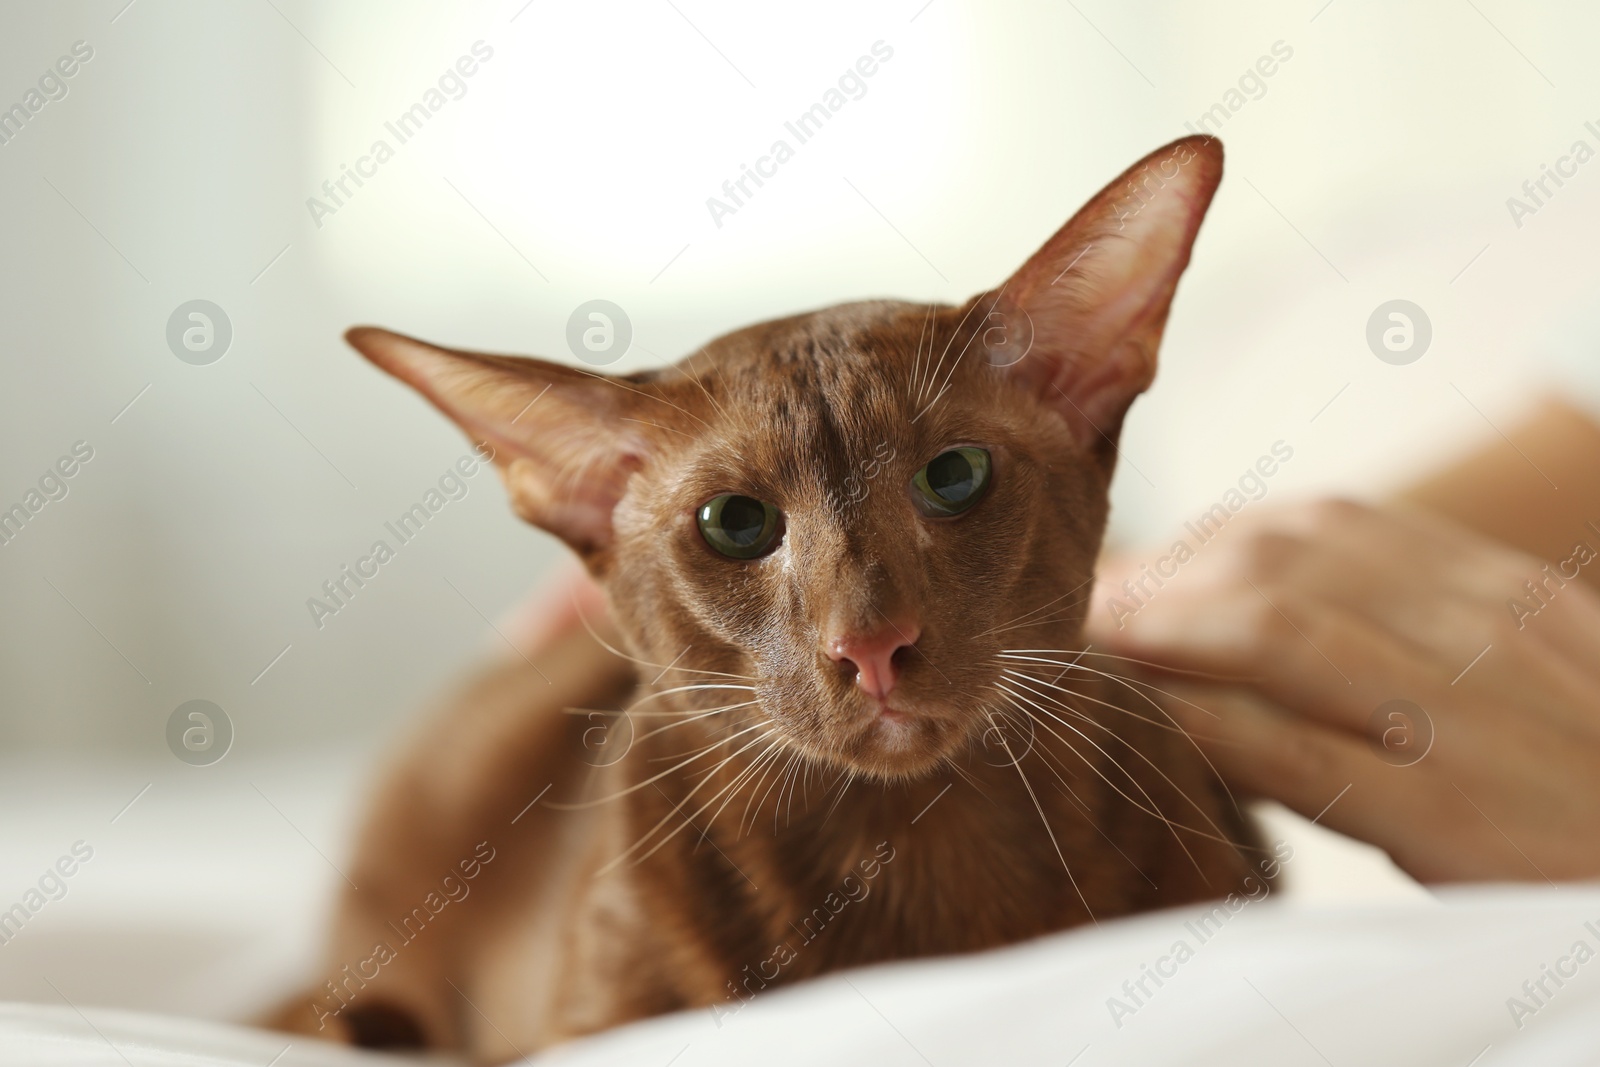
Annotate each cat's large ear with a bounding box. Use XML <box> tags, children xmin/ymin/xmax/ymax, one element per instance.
<box><xmin>346</xmin><ymin>327</ymin><xmax>662</xmax><ymax>560</ymax></box>
<box><xmin>985</xmin><ymin>135</ymin><xmax>1223</xmax><ymax>456</ymax></box>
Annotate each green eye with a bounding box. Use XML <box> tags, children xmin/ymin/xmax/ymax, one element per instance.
<box><xmin>911</xmin><ymin>447</ymin><xmax>992</xmax><ymax>517</ymax></box>
<box><xmin>697</xmin><ymin>494</ymin><xmax>783</xmax><ymax>559</ymax></box>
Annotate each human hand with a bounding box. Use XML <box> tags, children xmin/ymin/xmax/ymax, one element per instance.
<box><xmin>1088</xmin><ymin>499</ymin><xmax>1600</xmax><ymax>883</ymax></box>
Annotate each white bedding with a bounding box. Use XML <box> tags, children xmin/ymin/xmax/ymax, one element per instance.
<box><xmin>2</xmin><ymin>751</ymin><xmax>1589</xmax><ymax>1066</ymax></box>
<box><xmin>7</xmin><ymin>888</ymin><xmax>1600</xmax><ymax>1066</ymax></box>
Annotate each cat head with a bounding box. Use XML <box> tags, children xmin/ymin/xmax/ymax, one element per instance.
<box><xmin>349</xmin><ymin>136</ymin><xmax>1222</xmax><ymax>781</ymax></box>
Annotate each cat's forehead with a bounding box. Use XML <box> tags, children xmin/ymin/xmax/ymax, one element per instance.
<box><xmin>698</xmin><ymin>301</ymin><xmax>944</xmax><ymax>448</ymax></box>
<box><xmin>642</xmin><ymin>298</ymin><xmax>1017</xmax><ymax>497</ymax></box>
<box><xmin>699</xmin><ymin>300</ymin><xmax>927</xmax><ymax>385</ymax></box>
<box><xmin>660</xmin><ymin>299</ymin><xmax>971</xmax><ymax>417</ymax></box>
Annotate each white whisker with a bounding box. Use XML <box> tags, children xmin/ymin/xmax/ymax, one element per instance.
<box><xmin>1000</xmin><ymin>650</ymin><xmax>1244</xmax><ymax>820</ymax></box>
<box><xmin>995</xmin><ymin>684</ymin><xmax>1183</xmax><ymax>829</ymax></box>
<box><xmin>748</xmin><ymin>748</ymin><xmax>799</xmax><ymax>837</ymax></box>
<box><xmin>1007</xmin><ymin>648</ymin><xmax>1249</xmax><ymax>683</ymax></box>
<box><xmin>596</xmin><ymin>728</ymin><xmax>779</xmax><ymax>875</ymax></box>
<box><xmin>997</xmin><ymin>679</ymin><xmax>1239</xmax><ymax>855</ymax></box>
<box><xmin>985</xmin><ymin>709</ymin><xmax>1097</xmax><ymax>926</ymax></box>
<box><xmin>994</xmin><ymin>683</ymin><xmax>1205</xmax><ymax>879</ymax></box>
<box><xmin>549</xmin><ymin>718</ymin><xmax>770</xmax><ymax>810</ymax></box>
<box><xmin>570</xmin><ymin>600</ymin><xmax>755</xmax><ymax>682</ymax></box>
<box><xmin>635</xmin><ymin>702</ymin><xmax>759</xmax><ymax>743</ymax></box>
<box><xmin>630</xmin><ymin>734</ymin><xmax>785</xmax><ymax>868</ymax></box>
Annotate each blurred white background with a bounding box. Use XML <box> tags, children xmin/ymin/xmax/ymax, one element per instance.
<box><xmin>0</xmin><ymin>0</ymin><xmax>1596</xmax><ymax>1025</ymax></box>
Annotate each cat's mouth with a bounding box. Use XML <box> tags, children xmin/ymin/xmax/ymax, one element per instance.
<box><xmin>754</xmin><ymin>677</ymin><xmax>978</xmax><ymax>779</ymax></box>
<box><xmin>828</xmin><ymin>692</ymin><xmax>968</xmax><ymax>778</ymax></box>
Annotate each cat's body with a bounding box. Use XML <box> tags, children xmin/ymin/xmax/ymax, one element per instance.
<box><xmin>268</xmin><ymin>136</ymin><xmax>1262</xmax><ymax>1061</ymax></box>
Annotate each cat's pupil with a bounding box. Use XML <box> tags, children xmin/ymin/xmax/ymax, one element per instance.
<box><xmin>718</xmin><ymin>496</ymin><xmax>767</xmax><ymax>545</ymax></box>
<box><xmin>926</xmin><ymin>451</ymin><xmax>977</xmax><ymax>501</ymax></box>
<box><xmin>697</xmin><ymin>494</ymin><xmax>781</xmax><ymax>559</ymax></box>
<box><xmin>910</xmin><ymin>447</ymin><xmax>991</xmax><ymax>518</ymax></box>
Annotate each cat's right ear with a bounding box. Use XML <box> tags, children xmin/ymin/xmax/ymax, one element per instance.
<box><xmin>985</xmin><ymin>135</ymin><xmax>1224</xmax><ymax>458</ymax></box>
<box><xmin>346</xmin><ymin>327</ymin><xmax>661</xmax><ymax>560</ymax></box>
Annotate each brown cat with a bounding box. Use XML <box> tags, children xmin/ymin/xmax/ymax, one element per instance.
<box><xmin>268</xmin><ymin>134</ymin><xmax>1260</xmax><ymax>1061</ymax></box>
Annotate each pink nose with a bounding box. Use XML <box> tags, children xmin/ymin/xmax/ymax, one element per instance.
<box><xmin>826</xmin><ymin>622</ymin><xmax>920</xmax><ymax>699</ymax></box>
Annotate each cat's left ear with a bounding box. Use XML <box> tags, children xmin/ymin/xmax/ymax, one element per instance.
<box><xmin>346</xmin><ymin>327</ymin><xmax>665</xmax><ymax>562</ymax></box>
<box><xmin>985</xmin><ymin>135</ymin><xmax>1223</xmax><ymax>455</ymax></box>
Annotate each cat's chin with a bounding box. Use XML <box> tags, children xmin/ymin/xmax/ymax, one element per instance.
<box><xmin>830</xmin><ymin>704</ymin><xmax>963</xmax><ymax>781</ymax></box>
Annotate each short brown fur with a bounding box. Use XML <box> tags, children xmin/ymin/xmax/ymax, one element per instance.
<box><xmin>266</xmin><ymin>136</ymin><xmax>1260</xmax><ymax>1062</ymax></box>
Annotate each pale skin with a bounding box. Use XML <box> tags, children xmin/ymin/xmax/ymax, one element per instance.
<box><xmin>1092</xmin><ymin>397</ymin><xmax>1600</xmax><ymax>883</ymax></box>
<box><xmin>510</xmin><ymin>398</ymin><xmax>1600</xmax><ymax>884</ymax></box>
